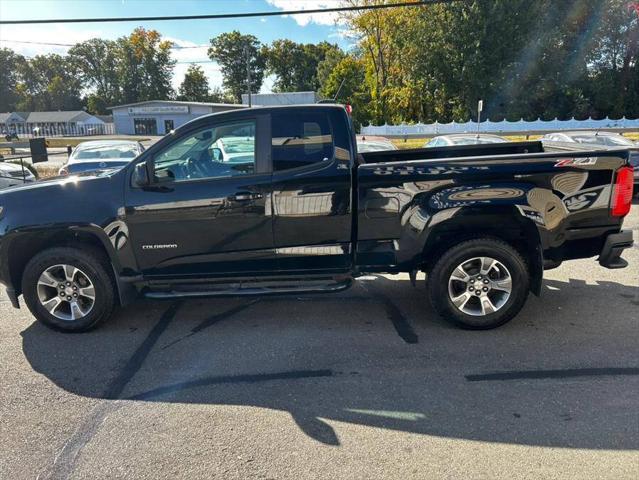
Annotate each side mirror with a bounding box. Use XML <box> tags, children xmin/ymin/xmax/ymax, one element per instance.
<box><xmin>132</xmin><ymin>162</ymin><xmax>150</xmax><ymax>187</ymax></box>
<box><xmin>212</xmin><ymin>147</ymin><xmax>223</xmax><ymax>161</ymax></box>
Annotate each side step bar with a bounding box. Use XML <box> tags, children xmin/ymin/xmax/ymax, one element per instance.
<box><xmin>143</xmin><ymin>277</ymin><xmax>353</xmax><ymax>300</ymax></box>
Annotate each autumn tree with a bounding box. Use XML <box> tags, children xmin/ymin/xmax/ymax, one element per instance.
<box><xmin>117</xmin><ymin>28</ymin><xmax>175</xmax><ymax>104</ymax></box>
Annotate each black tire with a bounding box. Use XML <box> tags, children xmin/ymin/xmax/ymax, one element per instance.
<box><xmin>22</xmin><ymin>246</ymin><xmax>117</xmax><ymax>332</ymax></box>
<box><xmin>428</xmin><ymin>238</ymin><xmax>530</xmax><ymax>329</ymax></box>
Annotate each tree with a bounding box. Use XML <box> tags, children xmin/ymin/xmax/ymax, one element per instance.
<box><xmin>0</xmin><ymin>48</ymin><xmax>26</xmax><ymax>111</ymax></box>
<box><xmin>178</xmin><ymin>64</ymin><xmax>210</xmax><ymax>101</ymax></box>
<box><xmin>209</xmin><ymin>86</ymin><xmax>236</xmax><ymax>103</ymax></box>
<box><xmin>317</xmin><ymin>47</ymin><xmax>346</xmax><ymax>92</ymax></box>
<box><xmin>16</xmin><ymin>54</ymin><xmax>83</xmax><ymax>111</ymax></box>
<box><xmin>68</xmin><ymin>38</ymin><xmax>121</xmax><ymax>113</ymax></box>
<box><xmin>116</xmin><ymin>27</ymin><xmax>175</xmax><ymax>104</ymax></box>
<box><xmin>264</xmin><ymin>40</ymin><xmax>341</xmax><ymax>92</ymax></box>
<box><xmin>319</xmin><ymin>54</ymin><xmax>371</xmax><ymax>128</ymax></box>
<box><xmin>208</xmin><ymin>31</ymin><xmax>265</xmax><ymax>102</ymax></box>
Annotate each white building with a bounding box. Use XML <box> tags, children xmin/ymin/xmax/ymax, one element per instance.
<box><xmin>241</xmin><ymin>91</ymin><xmax>320</xmax><ymax>106</ymax></box>
<box><xmin>109</xmin><ymin>100</ymin><xmax>246</xmax><ymax>135</ymax></box>
<box><xmin>0</xmin><ymin>111</ymin><xmax>106</xmax><ymax>136</ymax></box>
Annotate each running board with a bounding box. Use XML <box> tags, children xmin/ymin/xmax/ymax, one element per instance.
<box><xmin>143</xmin><ymin>277</ymin><xmax>353</xmax><ymax>299</ymax></box>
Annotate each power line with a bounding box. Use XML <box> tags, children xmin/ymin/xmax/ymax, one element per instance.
<box><xmin>0</xmin><ymin>1</ymin><xmax>455</xmax><ymax>25</ymax></box>
<box><xmin>0</xmin><ymin>38</ymin><xmax>209</xmax><ymax>49</ymax></box>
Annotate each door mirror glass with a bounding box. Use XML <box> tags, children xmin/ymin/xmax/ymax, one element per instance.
<box><xmin>132</xmin><ymin>162</ymin><xmax>150</xmax><ymax>187</ymax></box>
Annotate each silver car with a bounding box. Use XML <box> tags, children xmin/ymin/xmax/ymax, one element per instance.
<box><xmin>424</xmin><ymin>134</ymin><xmax>508</xmax><ymax>147</ymax></box>
<box><xmin>0</xmin><ymin>161</ymin><xmax>37</xmax><ymax>190</ymax></box>
<box><xmin>541</xmin><ymin>131</ymin><xmax>637</xmax><ymax>148</ymax></box>
<box><xmin>59</xmin><ymin>140</ymin><xmax>145</xmax><ymax>176</ymax></box>
<box><xmin>356</xmin><ymin>136</ymin><xmax>398</xmax><ymax>153</ymax></box>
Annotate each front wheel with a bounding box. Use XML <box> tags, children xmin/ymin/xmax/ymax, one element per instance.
<box><xmin>22</xmin><ymin>247</ymin><xmax>117</xmax><ymax>332</ymax></box>
<box><xmin>428</xmin><ymin>238</ymin><xmax>530</xmax><ymax>329</ymax></box>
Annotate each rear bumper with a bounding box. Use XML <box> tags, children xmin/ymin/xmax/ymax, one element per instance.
<box><xmin>598</xmin><ymin>230</ymin><xmax>633</xmax><ymax>269</ymax></box>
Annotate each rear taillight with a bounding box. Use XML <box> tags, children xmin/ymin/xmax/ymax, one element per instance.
<box><xmin>611</xmin><ymin>166</ymin><xmax>633</xmax><ymax>217</ymax></box>
<box><xmin>345</xmin><ymin>104</ymin><xmax>353</xmax><ymax>115</ymax></box>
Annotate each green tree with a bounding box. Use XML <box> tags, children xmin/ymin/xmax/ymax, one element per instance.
<box><xmin>316</xmin><ymin>47</ymin><xmax>346</xmax><ymax>92</ymax></box>
<box><xmin>320</xmin><ymin>55</ymin><xmax>371</xmax><ymax>128</ymax></box>
<box><xmin>209</xmin><ymin>86</ymin><xmax>236</xmax><ymax>103</ymax></box>
<box><xmin>16</xmin><ymin>54</ymin><xmax>83</xmax><ymax>111</ymax></box>
<box><xmin>0</xmin><ymin>48</ymin><xmax>26</xmax><ymax>111</ymax></box>
<box><xmin>178</xmin><ymin>64</ymin><xmax>210</xmax><ymax>101</ymax></box>
<box><xmin>264</xmin><ymin>40</ymin><xmax>341</xmax><ymax>92</ymax></box>
<box><xmin>208</xmin><ymin>31</ymin><xmax>265</xmax><ymax>102</ymax></box>
<box><xmin>68</xmin><ymin>38</ymin><xmax>121</xmax><ymax>113</ymax></box>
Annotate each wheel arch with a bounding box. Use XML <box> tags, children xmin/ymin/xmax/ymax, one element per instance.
<box><xmin>420</xmin><ymin>208</ymin><xmax>543</xmax><ymax>296</ymax></box>
<box><xmin>6</xmin><ymin>226</ymin><xmax>135</xmax><ymax>306</ymax></box>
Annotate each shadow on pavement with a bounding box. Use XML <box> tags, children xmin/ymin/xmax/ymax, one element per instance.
<box><xmin>21</xmin><ymin>276</ymin><xmax>639</xmax><ymax>449</ymax></box>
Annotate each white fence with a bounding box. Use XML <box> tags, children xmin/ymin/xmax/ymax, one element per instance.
<box><xmin>361</xmin><ymin>117</ymin><xmax>639</xmax><ymax>136</ymax></box>
<box><xmin>1</xmin><ymin>123</ymin><xmax>115</xmax><ymax>138</ymax></box>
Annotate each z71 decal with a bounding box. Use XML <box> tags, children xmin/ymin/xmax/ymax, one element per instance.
<box><xmin>554</xmin><ymin>157</ymin><xmax>597</xmax><ymax>167</ymax></box>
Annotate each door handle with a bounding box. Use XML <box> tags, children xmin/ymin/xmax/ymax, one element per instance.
<box><xmin>230</xmin><ymin>192</ymin><xmax>263</xmax><ymax>202</ymax></box>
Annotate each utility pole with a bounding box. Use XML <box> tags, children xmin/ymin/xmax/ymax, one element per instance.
<box><xmin>244</xmin><ymin>45</ymin><xmax>252</xmax><ymax>107</ymax></box>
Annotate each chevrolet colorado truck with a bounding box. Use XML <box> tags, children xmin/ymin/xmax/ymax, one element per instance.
<box><xmin>0</xmin><ymin>105</ymin><xmax>634</xmax><ymax>332</ymax></box>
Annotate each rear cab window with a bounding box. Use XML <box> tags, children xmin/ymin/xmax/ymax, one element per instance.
<box><xmin>271</xmin><ymin>111</ymin><xmax>335</xmax><ymax>171</ymax></box>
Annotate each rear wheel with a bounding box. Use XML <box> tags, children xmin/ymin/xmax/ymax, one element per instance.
<box><xmin>428</xmin><ymin>238</ymin><xmax>530</xmax><ymax>329</ymax></box>
<box><xmin>22</xmin><ymin>247</ymin><xmax>116</xmax><ymax>332</ymax></box>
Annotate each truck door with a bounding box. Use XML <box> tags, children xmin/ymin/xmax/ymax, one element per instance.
<box><xmin>269</xmin><ymin>108</ymin><xmax>354</xmax><ymax>272</ymax></box>
<box><xmin>124</xmin><ymin>114</ymin><xmax>276</xmax><ymax>277</ymax></box>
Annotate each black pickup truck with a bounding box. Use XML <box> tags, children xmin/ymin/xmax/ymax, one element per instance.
<box><xmin>0</xmin><ymin>105</ymin><xmax>634</xmax><ymax>332</ymax></box>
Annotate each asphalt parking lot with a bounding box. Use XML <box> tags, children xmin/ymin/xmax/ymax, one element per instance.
<box><xmin>1</xmin><ymin>202</ymin><xmax>638</xmax><ymax>480</ymax></box>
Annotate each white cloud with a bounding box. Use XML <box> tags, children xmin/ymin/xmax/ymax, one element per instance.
<box><xmin>0</xmin><ymin>25</ymin><xmax>105</xmax><ymax>57</ymax></box>
<box><xmin>165</xmin><ymin>37</ymin><xmax>224</xmax><ymax>91</ymax></box>
<box><xmin>266</xmin><ymin>0</ymin><xmax>345</xmax><ymax>27</ymax></box>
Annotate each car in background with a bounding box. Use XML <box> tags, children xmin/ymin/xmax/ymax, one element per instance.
<box><xmin>542</xmin><ymin>131</ymin><xmax>639</xmax><ymax>195</ymax></box>
<box><xmin>541</xmin><ymin>130</ymin><xmax>636</xmax><ymax>147</ymax></box>
<box><xmin>424</xmin><ymin>134</ymin><xmax>508</xmax><ymax>147</ymax></box>
<box><xmin>210</xmin><ymin>136</ymin><xmax>255</xmax><ymax>164</ymax></box>
<box><xmin>356</xmin><ymin>136</ymin><xmax>398</xmax><ymax>153</ymax></box>
<box><xmin>0</xmin><ymin>162</ymin><xmax>37</xmax><ymax>190</ymax></box>
<box><xmin>59</xmin><ymin>140</ymin><xmax>145</xmax><ymax>176</ymax></box>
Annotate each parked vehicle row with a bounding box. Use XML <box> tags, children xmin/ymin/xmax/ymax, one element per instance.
<box><xmin>0</xmin><ymin>105</ymin><xmax>633</xmax><ymax>333</ymax></box>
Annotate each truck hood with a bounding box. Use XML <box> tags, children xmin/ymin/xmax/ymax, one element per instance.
<box><xmin>0</xmin><ymin>168</ymin><xmax>121</xmax><ymax>195</ymax></box>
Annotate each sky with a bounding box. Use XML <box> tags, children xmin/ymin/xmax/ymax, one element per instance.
<box><xmin>0</xmin><ymin>0</ymin><xmax>353</xmax><ymax>93</ymax></box>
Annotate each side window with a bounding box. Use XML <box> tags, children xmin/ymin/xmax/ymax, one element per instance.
<box><xmin>152</xmin><ymin>120</ymin><xmax>255</xmax><ymax>182</ymax></box>
<box><xmin>271</xmin><ymin>112</ymin><xmax>334</xmax><ymax>171</ymax></box>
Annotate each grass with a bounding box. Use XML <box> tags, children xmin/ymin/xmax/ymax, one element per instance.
<box><xmin>45</xmin><ymin>136</ymin><xmax>150</xmax><ymax>148</ymax></box>
<box><xmin>33</xmin><ymin>164</ymin><xmax>61</xmax><ymax>179</ymax></box>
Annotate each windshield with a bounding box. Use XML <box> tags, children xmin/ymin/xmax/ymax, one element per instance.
<box><xmin>571</xmin><ymin>135</ymin><xmax>635</xmax><ymax>147</ymax></box>
<box><xmin>357</xmin><ymin>141</ymin><xmax>396</xmax><ymax>152</ymax></box>
<box><xmin>73</xmin><ymin>145</ymin><xmax>139</xmax><ymax>161</ymax></box>
<box><xmin>451</xmin><ymin>137</ymin><xmax>507</xmax><ymax>145</ymax></box>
